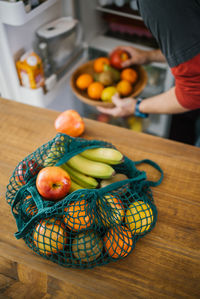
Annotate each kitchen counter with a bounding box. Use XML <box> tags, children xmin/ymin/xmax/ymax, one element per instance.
<box><xmin>0</xmin><ymin>97</ymin><xmax>200</xmax><ymax>298</ymax></box>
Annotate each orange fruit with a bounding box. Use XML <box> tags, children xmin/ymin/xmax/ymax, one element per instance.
<box><xmin>116</xmin><ymin>80</ymin><xmax>132</xmax><ymax>96</ymax></box>
<box><xmin>93</xmin><ymin>57</ymin><xmax>110</xmax><ymax>73</ymax></box>
<box><xmin>63</xmin><ymin>199</ymin><xmax>94</xmax><ymax>231</ymax></box>
<box><xmin>104</xmin><ymin>225</ymin><xmax>133</xmax><ymax>259</ymax></box>
<box><xmin>76</xmin><ymin>73</ymin><xmax>93</xmax><ymax>90</ymax></box>
<box><xmin>121</xmin><ymin>68</ymin><xmax>138</xmax><ymax>84</ymax></box>
<box><xmin>33</xmin><ymin>218</ymin><xmax>67</xmax><ymax>255</ymax></box>
<box><xmin>24</xmin><ymin>195</ymin><xmax>38</xmax><ymax>217</ymax></box>
<box><xmin>97</xmin><ymin>194</ymin><xmax>125</xmax><ymax>227</ymax></box>
<box><xmin>87</xmin><ymin>82</ymin><xmax>104</xmax><ymax>100</ymax></box>
<box><xmin>72</xmin><ymin>231</ymin><xmax>103</xmax><ymax>262</ymax></box>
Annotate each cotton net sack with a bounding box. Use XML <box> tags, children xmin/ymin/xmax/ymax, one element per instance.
<box><xmin>6</xmin><ymin>133</ymin><xmax>163</xmax><ymax>269</ymax></box>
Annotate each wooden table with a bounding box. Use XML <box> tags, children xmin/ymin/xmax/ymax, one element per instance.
<box><xmin>0</xmin><ymin>97</ymin><xmax>200</xmax><ymax>299</ymax></box>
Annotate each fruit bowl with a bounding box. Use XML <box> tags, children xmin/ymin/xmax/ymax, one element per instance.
<box><xmin>70</xmin><ymin>60</ymin><xmax>148</xmax><ymax>108</ymax></box>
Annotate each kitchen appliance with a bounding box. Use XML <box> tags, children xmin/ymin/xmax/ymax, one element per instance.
<box><xmin>0</xmin><ymin>0</ymin><xmax>174</xmax><ymax>139</ymax></box>
<box><xmin>36</xmin><ymin>17</ymin><xmax>83</xmax><ymax>72</ymax></box>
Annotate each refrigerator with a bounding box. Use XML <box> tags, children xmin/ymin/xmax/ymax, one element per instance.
<box><xmin>0</xmin><ymin>0</ymin><xmax>174</xmax><ymax>138</ymax></box>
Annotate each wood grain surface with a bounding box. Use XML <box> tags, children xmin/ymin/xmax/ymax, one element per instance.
<box><xmin>0</xmin><ymin>97</ymin><xmax>200</xmax><ymax>299</ymax></box>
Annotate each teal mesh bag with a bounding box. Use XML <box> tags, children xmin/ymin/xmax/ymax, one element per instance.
<box><xmin>6</xmin><ymin>133</ymin><xmax>163</xmax><ymax>269</ymax></box>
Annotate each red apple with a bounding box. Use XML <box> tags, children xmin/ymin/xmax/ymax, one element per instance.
<box><xmin>15</xmin><ymin>159</ymin><xmax>39</xmax><ymax>186</ymax></box>
<box><xmin>36</xmin><ymin>166</ymin><xmax>71</xmax><ymax>201</ymax></box>
<box><xmin>110</xmin><ymin>49</ymin><xmax>129</xmax><ymax>69</ymax></box>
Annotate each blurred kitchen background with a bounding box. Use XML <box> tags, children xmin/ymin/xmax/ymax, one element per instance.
<box><xmin>0</xmin><ymin>0</ymin><xmax>199</xmax><ymax>145</ymax></box>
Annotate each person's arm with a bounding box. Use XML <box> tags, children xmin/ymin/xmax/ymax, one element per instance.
<box><xmin>97</xmin><ymin>88</ymin><xmax>189</xmax><ymax>117</ymax></box>
<box><xmin>111</xmin><ymin>46</ymin><xmax>166</xmax><ymax>67</ymax></box>
<box><xmin>145</xmin><ymin>49</ymin><xmax>166</xmax><ymax>64</ymax></box>
<box><xmin>139</xmin><ymin>87</ymin><xmax>189</xmax><ymax>114</ymax></box>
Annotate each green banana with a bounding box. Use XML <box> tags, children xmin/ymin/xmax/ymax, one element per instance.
<box><xmin>80</xmin><ymin>147</ymin><xmax>124</xmax><ymax>165</ymax></box>
<box><xmin>69</xmin><ymin>180</ymin><xmax>84</xmax><ymax>193</ymax></box>
<box><xmin>61</xmin><ymin>163</ymin><xmax>98</xmax><ymax>189</ymax></box>
<box><xmin>66</xmin><ymin>154</ymin><xmax>115</xmax><ymax>179</ymax></box>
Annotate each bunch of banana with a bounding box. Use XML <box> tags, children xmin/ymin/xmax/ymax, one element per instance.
<box><xmin>61</xmin><ymin>147</ymin><xmax>124</xmax><ymax>192</ymax></box>
<box><xmin>61</xmin><ymin>163</ymin><xmax>98</xmax><ymax>190</ymax></box>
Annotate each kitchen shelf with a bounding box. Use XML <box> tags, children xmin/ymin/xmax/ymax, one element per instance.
<box><xmin>96</xmin><ymin>5</ymin><xmax>142</xmax><ymax>21</ymax></box>
<box><xmin>18</xmin><ymin>50</ymin><xmax>87</xmax><ymax>108</ymax></box>
<box><xmin>0</xmin><ymin>0</ymin><xmax>58</xmax><ymax>26</ymax></box>
<box><xmin>89</xmin><ymin>35</ymin><xmax>167</xmax><ymax>69</ymax></box>
<box><xmin>19</xmin><ymin>73</ymin><xmax>66</xmax><ymax>108</ymax></box>
<box><xmin>89</xmin><ymin>35</ymin><xmax>152</xmax><ymax>54</ymax></box>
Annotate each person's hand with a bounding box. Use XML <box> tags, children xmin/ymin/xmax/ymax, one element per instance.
<box><xmin>97</xmin><ymin>93</ymin><xmax>136</xmax><ymax>117</ymax></box>
<box><xmin>110</xmin><ymin>46</ymin><xmax>149</xmax><ymax>68</ymax></box>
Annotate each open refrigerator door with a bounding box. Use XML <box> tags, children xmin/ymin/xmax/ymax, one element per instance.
<box><xmin>0</xmin><ymin>0</ymin><xmax>174</xmax><ymax>139</ymax></box>
<box><xmin>0</xmin><ymin>0</ymin><xmax>87</xmax><ymax>115</ymax></box>
<box><xmin>74</xmin><ymin>0</ymin><xmax>174</xmax><ymax>138</ymax></box>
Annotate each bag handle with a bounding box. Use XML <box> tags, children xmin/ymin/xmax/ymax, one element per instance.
<box><xmin>11</xmin><ymin>177</ymin><xmax>44</xmax><ymax>212</ymax></box>
<box><xmin>14</xmin><ymin>185</ymin><xmax>49</xmax><ymax>239</ymax></box>
<box><xmin>26</xmin><ymin>185</ymin><xmax>44</xmax><ymax>211</ymax></box>
<box><xmin>14</xmin><ymin>211</ymin><xmax>45</xmax><ymax>239</ymax></box>
<box><xmin>134</xmin><ymin>159</ymin><xmax>163</xmax><ymax>187</ymax></box>
<box><xmin>11</xmin><ymin>178</ymin><xmax>46</xmax><ymax>240</ymax></box>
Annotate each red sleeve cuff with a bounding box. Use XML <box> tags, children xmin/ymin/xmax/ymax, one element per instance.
<box><xmin>175</xmin><ymin>85</ymin><xmax>200</xmax><ymax>110</ymax></box>
<box><xmin>171</xmin><ymin>53</ymin><xmax>200</xmax><ymax>110</ymax></box>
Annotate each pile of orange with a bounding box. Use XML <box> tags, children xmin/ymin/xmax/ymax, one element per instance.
<box><xmin>31</xmin><ymin>195</ymin><xmax>154</xmax><ymax>264</ymax></box>
<box><xmin>75</xmin><ymin>56</ymin><xmax>138</xmax><ymax>102</ymax></box>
